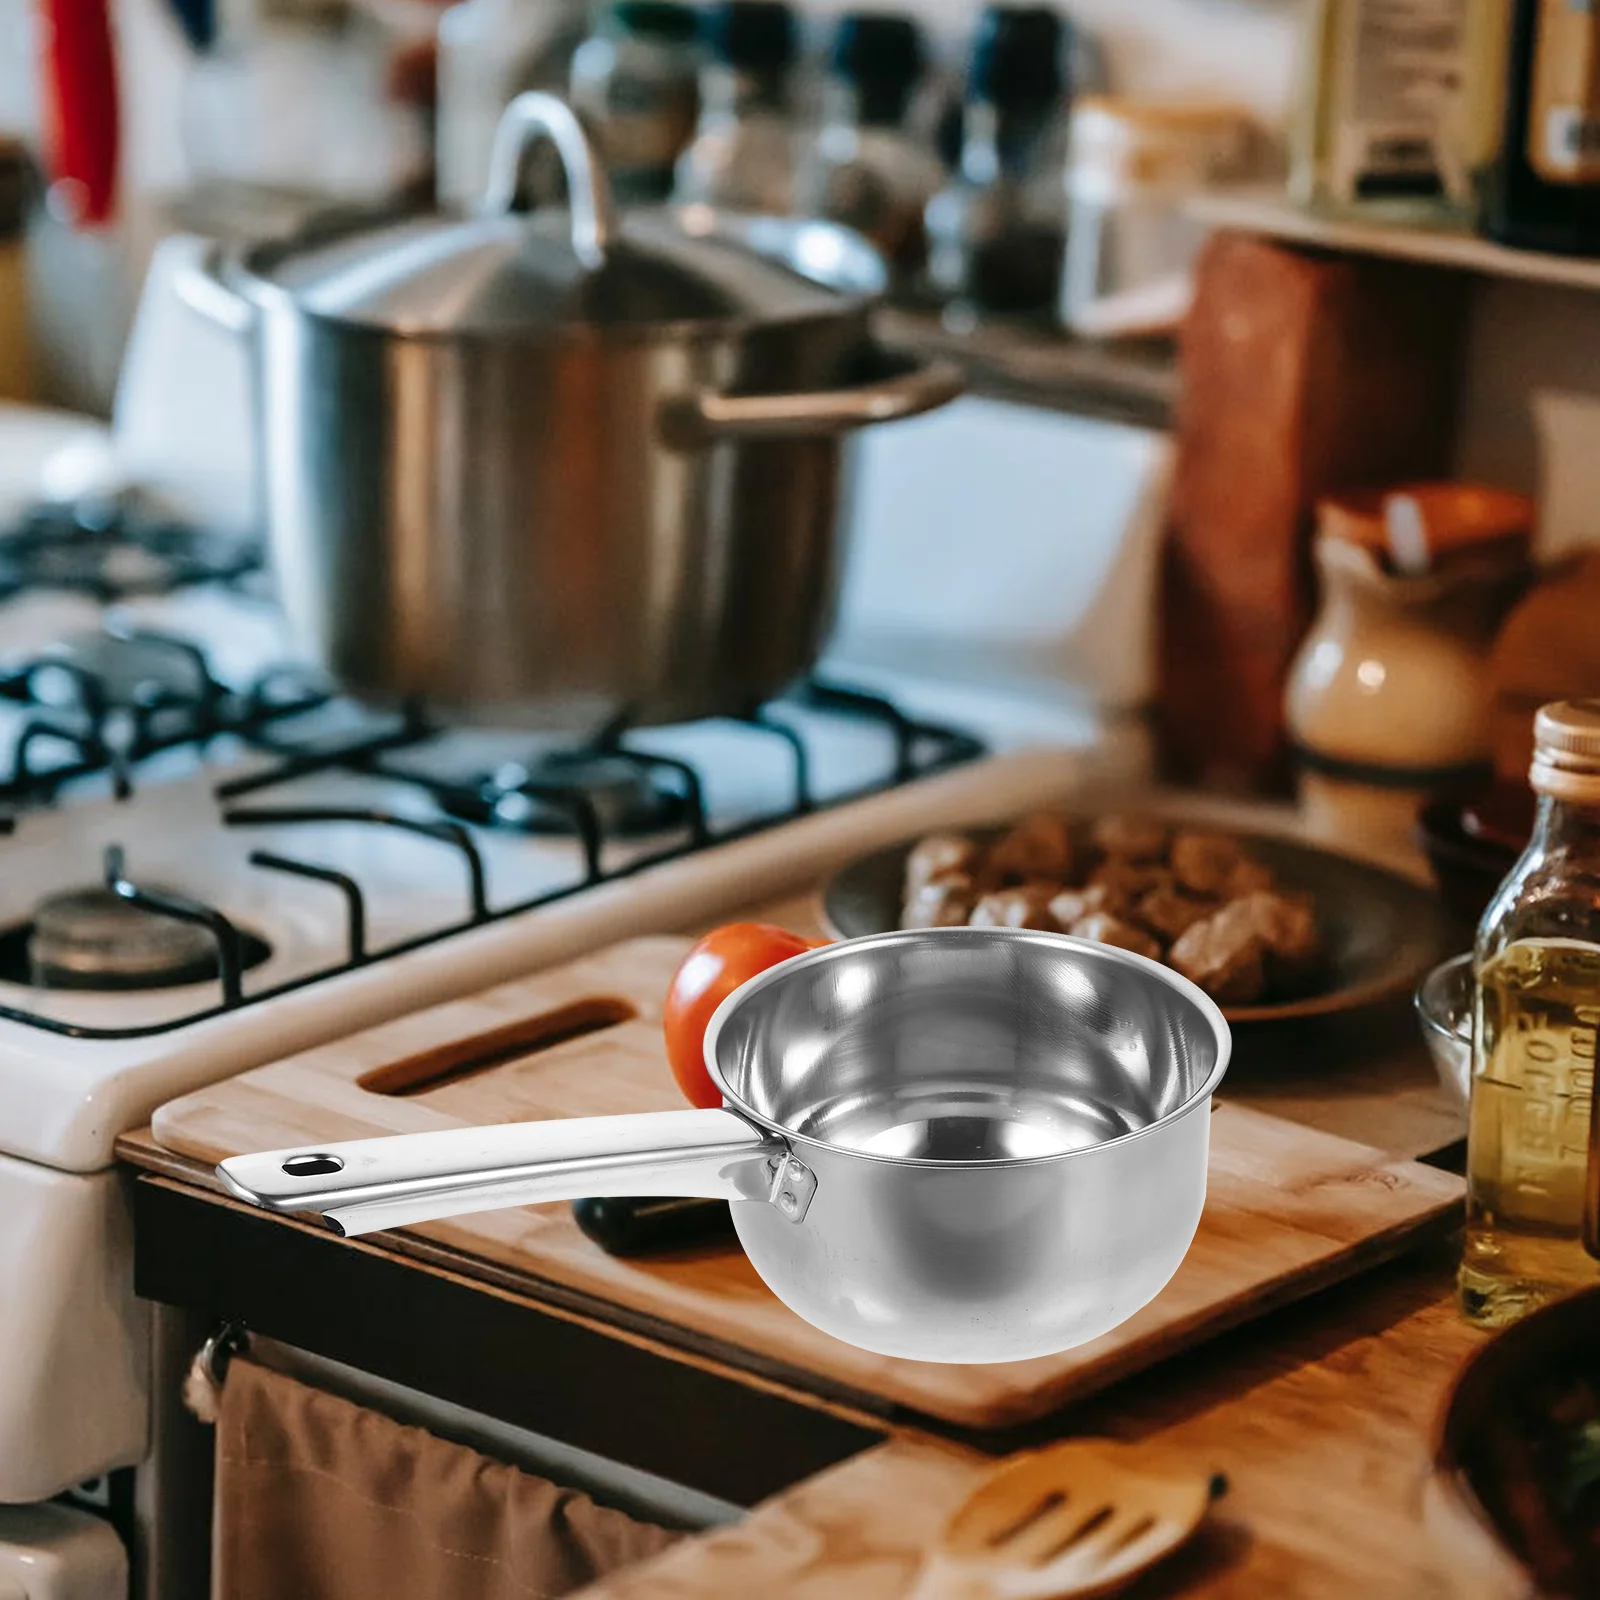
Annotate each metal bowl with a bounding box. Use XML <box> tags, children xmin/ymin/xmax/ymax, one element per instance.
<box><xmin>1415</xmin><ymin>952</ymin><xmax>1473</xmax><ymax>1111</ymax></box>
<box><xmin>710</xmin><ymin>926</ymin><xmax>1227</xmax><ymax>1161</ymax></box>
<box><xmin>703</xmin><ymin>927</ymin><xmax>1232</xmax><ymax>1361</ymax></box>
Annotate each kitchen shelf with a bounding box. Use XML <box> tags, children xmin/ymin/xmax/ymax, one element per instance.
<box><xmin>876</xmin><ymin>310</ymin><xmax>1177</xmax><ymax>430</ymax></box>
<box><xmin>1190</xmin><ymin>188</ymin><xmax>1600</xmax><ymax>293</ymax></box>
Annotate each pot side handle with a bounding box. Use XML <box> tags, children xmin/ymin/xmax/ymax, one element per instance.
<box><xmin>215</xmin><ymin>1108</ymin><xmax>815</xmax><ymax>1237</ymax></box>
<box><xmin>670</xmin><ymin>354</ymin><xmax>965</xmax><ymax>445</ymax></box>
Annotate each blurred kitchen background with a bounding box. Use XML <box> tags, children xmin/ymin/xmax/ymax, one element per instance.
<box><xmin>11</xmin><ymin>4</ymin><xmax>1600</xmax><ymax>1598</ymax></box>
<box><xmin>0</xmin><ymin>0</ymin><xmax>1297</xmax><ymax>417</ymax></box>
<box><xmin>5</xmin><ymin>0</ymin><xmax>1600</xmax><ymax>862</ymax></box>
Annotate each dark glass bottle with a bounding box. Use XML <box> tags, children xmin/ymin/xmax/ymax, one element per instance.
<box><xmin>675</xmin><ymin>0</ymin><xmax>799</xmax><ymax>212</ymax></box>
<box><xmin>1482</xmin><ymin>0</ymin><xmax>1600</xmax><ymax>254</ymax></box>
<box><xmin>795</xmin><ymin>13</ymin><xmax>943</xmax><ymax>287</ymax></box>
<box><xmin>923</xmin><ymin>5</ymin><xmax>1069</xmax><ymax>319</ymax></box>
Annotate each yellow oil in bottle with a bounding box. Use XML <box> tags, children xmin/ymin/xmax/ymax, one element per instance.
<box><xmin>1460</xmin><ymin>937</ymin><xmax>1600</xmax><ymax>1326</ymax></box>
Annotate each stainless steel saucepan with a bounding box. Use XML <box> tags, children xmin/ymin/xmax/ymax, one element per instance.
<box><xmin>177</xmin><ymin>92</ymin><xmax>963</xmax><ymax>731</ymax></box>
<box><xmin>218</xmin><ymin>928</ymin><xmax>1231</xmax><ymax>1364</ymax></box>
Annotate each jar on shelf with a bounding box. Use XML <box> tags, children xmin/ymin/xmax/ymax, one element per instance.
<box><xmin>1289</xmin><ymin>0</ymin><xmax>1479</xmax><ymax>224</ymax></box>
<box><xmin>793</xmin><ymin>12</ymin><xmax>943</xmax><ymax>291</ymax></box>
<box><xmin>1479</xmin><ymin>0</ymin><xmax>1600</xmax><ymax>254</ymax></box>
<box><xmin>1059</xmin><ymin>97</ymin><xmax>1256</xmax><ymax>341</ymax></box>
<box><xmin>923</xmin><ymin>4</ymin><xmax>1070</xmax><ymax>321</ymax></box>
<box><xmin>674</xmin><ymin>0</ymin><xmax>799</xmax><ymax>213</ymax></box>
<box><xmin>1285</xmin><ymin>483</ymin><xmax>1533</xmax><ymax>856</ymax></box>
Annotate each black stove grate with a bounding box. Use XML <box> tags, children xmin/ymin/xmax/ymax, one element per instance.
<box><xmin>0</xmin><ymin>499</ymin><xmax>260</xmax><ymax>603</ymax></box>
<box><xmin>0</xmin><ymin>499</ymin><xmax>986</xmax><ymax>1039</ymax></box>
<box><xmin>0</xmin><ymin>626</ymin><xmax>984</xmax><ymax>1039</ymax></box>
<box><xmin>0</xmin><ymin>628</ymin><xmax>328</xmax><ymax>804</ymax></box>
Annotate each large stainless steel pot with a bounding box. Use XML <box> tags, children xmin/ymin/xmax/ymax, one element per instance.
<box><xmin>178</xmin><ymin>93</ymin><xmax>962</xmax><ymax>730</ymax></box>
<box><xmin>217</xmin><ymin>928</ymin><xmax>1231</xmax><ymax>1365</ymax></box>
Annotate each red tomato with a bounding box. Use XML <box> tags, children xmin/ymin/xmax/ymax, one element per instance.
<box><xmin>664</xmin><ymin>923</ymin><xmax>824</xmax><ymax>1107</ymax></box>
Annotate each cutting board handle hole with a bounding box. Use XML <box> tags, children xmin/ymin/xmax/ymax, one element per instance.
<box><xmin>357</xmin><ymin>996</ymin><xmax>639</xmax><ymax>1098</ymax></box>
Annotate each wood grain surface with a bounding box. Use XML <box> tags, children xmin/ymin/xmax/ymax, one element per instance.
<box><xmin>574</xmin><ymin>1254</ymin><xmax>1514</xmax><ymax>1600</ymax></box>
<box><xmin>150</xmin><ymin>936</ymin><xmax>1464</xmax><ymax>1430</ymax></box>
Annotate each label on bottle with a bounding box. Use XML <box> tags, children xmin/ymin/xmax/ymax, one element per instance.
<box><xmin>1327</xmin><ymin>0</ymin><xmax>1469</xmax><ymax>202</ymax></box>
<box><xmin>1527</xmin><ymin>0</ymin><xmax>1600</xmax><ymax>183</ymax></box>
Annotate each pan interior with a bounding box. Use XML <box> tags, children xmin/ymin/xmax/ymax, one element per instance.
<box><xmin>711</xmin><ymin>929</ymin><xmax>1223</xmax><ymax>1163</ymax></box>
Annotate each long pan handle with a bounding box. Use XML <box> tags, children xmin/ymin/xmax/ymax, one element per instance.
<box><xmin>217</xmin><ymin>1109</ymin><xmax>813</xmax><ymax>1238</ymax></box>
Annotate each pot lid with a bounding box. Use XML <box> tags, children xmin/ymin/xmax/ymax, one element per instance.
<box><xmin>239</xmin><ymin>94</ymin><xmax>885</xmax><ymax>334</ymax></box>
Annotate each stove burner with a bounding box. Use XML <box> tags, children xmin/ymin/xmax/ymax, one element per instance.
<box><xmin>25</xmin><ymin>631</ymin><xmax>213</xmax><ymax>712</ymax></box>
<box><xmin>4</xmin><ymin>888</ymin><xmax>272</xmax><ymax>991</ymax></box>
<box><xmin>440</xmin><ymin>750</ymin><xmax>693</xmax><ymax>837</ymax></box>
<box><xmin>0</xmin><ymin>499</ymin><xmax>260</xmax><ymax>602</ymax></box>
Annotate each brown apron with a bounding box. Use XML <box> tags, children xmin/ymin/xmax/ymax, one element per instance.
<box><xmin>212</xmin><ymin>1356</ymin><xmax>680</xmax><ymax>1600</ymax></box>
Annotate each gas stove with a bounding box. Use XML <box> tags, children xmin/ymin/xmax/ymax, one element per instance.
<box><xmin>0</xmin><ymin>602</ymin><xmax>980</xmax><ymax>1037</ymax></box>
<box><xmin>0</xmin><ymin>561</ymin><xmax>1025</xmax><ymax>1161</ymax></box>
<box><xmin>0</xmin><ymin>473</ymin><xmax>1139</xmax><ymax>1512</ymax></box>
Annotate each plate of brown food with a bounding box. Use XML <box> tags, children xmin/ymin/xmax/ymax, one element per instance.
<box><xmin>820</xmin><ymin>811</ymin><xmax>1454</xmax><ymax>1023</ymax></box>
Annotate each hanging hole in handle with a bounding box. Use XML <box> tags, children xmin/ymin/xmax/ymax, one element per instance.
<box><xmin>357</xmin><ymin>996</ymin><xmax>639</xmax><ymax>1098</ymax></box>
<box><xmin>283</xmin><ymin>1153</ymin><xmax>344</xmax><ymax>1177</ymax></box>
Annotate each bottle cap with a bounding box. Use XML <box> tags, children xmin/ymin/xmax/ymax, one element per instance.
<box><xmin>614</xmin><ymin>1</ymin><xmax>698</xmax><ymax>43</ymax></box>
<box><xmin>971</xmin><ymin>6</ymin><xmax>1064</xmax><ymax>111</ymax></box>
<box><xmin>1532</xmin><ymin>700</ymin><xmax>1600</xmax><ymax>801</ymax></box>
<box><xmin>832</xmin><ymin>13</ymin><xmax>923</xmax><ymax>123</ymax></box>
<box><xmin>832</xmin><ymin>14</ymin><xmax>923</xmax><ymax>86</ymax></box>
<box><xmin>704</xmin><ymin>0</ymin><xmax>797</xmax><ymax>73</ymax></box>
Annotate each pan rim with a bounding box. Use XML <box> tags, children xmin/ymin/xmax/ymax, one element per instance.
<box><xmin>701</xmin><ymin>926</ymin><xmax>1233</xmax><ymax>1171</ymax></box>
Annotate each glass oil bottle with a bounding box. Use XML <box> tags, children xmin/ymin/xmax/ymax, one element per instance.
<box><xmin>1461</xmin><ymin>700</ymin><xmax>1600</xmax><ymax>1326</ymax></box>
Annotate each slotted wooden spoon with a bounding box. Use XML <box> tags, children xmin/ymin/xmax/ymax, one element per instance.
<box><xmin>908</xmin><ymin>1438</ymin><xmax>1224</xmax><ymax>1600</ymax></box>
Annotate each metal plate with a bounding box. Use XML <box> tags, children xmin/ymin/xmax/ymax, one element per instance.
<box><xmin>820</xmin><ymin>822</ymin><xmax>1456</xmax><ymax>1025</ymax></box>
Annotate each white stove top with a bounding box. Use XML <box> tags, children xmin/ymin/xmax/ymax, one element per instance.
<box><xmin>0</xmin><ymin>579</ymin><xmax>1140</xmax><ymax>1175</ymax></box>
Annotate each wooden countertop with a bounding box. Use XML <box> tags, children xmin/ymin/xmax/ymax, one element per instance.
<box><xmin>119</xmin><ymin>859</ymin><xmax>1489</xmax><ymax>1596</ymax></box>
<box><xmin>563</xmin><ymin>896</ymin><xmax>1495</xmax><ymax>1596</ymax></box>
<box><xmin>573</xmin><ymin>890</ymin><xmax>1489</xmax><ymax>1597</ymax></box>
<box><xmin>575</xmin><ymin>1250</ymin><xmax>1505</xmax><ymax>1599</ymax></box>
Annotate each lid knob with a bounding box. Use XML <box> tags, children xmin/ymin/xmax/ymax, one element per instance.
<box><xmin>482</xmin><ymin>92</ymin><xmax>618</xmax><ymax>272</ymax></box>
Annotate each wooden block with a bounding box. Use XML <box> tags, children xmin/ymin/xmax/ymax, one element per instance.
<box><xmin>1159</xmin><ymin>232</ymin><xmax>1469</xmax><ymax>793</ymax></box>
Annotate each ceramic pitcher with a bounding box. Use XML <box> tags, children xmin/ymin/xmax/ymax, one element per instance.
<box><xmin>1286</xmin><ymin>534</ymin><xmax>1529</xmax><ymax>856</ymax></box>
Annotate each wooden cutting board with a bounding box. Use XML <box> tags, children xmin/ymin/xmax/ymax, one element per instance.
<box><xmin>150</xmin><ymin>936</ymin><xmax>1464</xmax><ymax>1430</ymax></box>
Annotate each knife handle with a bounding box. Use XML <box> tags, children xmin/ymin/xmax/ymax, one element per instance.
<box><xmin>572</xmin><ymin>1196</ymin><xmax>736</xmax><ymax>1256</ymax></box>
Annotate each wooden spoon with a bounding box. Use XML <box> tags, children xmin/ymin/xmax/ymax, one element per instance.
<box><xmin>908</xmin><ymin>1438</ymin><xmax>1224</xmax><ymax>1600</ymax></box>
